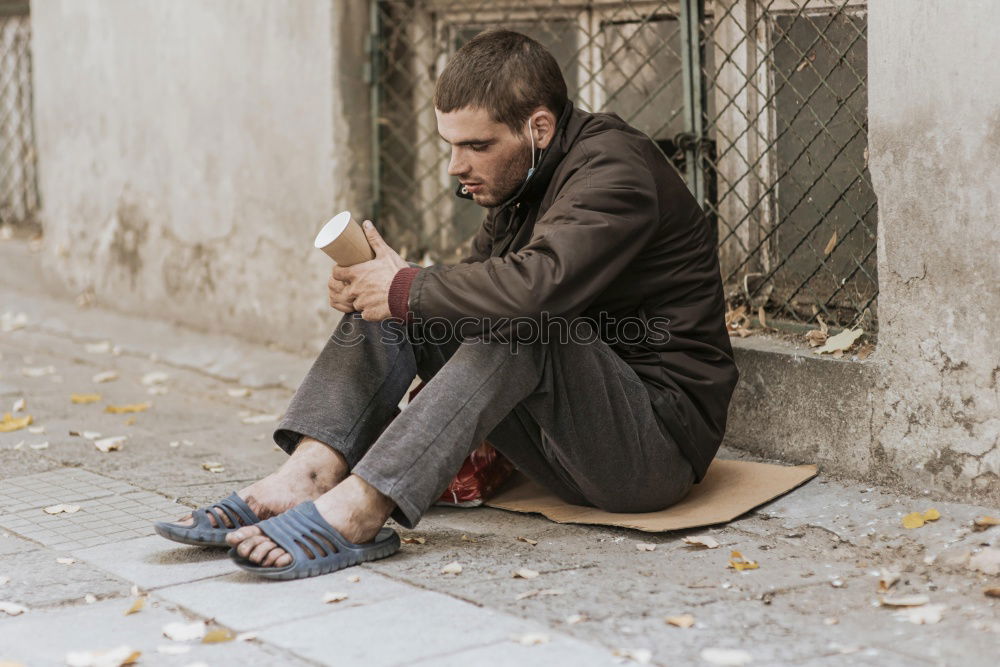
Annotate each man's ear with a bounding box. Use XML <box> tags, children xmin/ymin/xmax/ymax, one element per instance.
<box><xmin>529</xmin><ymin>108</ymin><xmax>558</xmax><ymax>150</ymax></box>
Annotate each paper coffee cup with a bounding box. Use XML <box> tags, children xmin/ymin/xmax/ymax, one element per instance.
<box><xmin>314</xmin><ymin>211</ymin><xmax>375</xmax><ymax>266</ymax></box>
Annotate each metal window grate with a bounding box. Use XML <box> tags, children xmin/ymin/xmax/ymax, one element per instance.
<box><xmin>0</xmin><ymin>0</ymin><xmax>38</xmax><ymax>229</ymax></box>
<box><xmin>372</xmin><ymin>0</ymin><xmax>876</xmax><ymax>330</ymax></box>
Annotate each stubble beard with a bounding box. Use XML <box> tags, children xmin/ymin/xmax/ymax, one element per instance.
<box><xmin>473</xmin><ymin>139</ymin><xmax>533</xmax><ymax>208</ymax></box>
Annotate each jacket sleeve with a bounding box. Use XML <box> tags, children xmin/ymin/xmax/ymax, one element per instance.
<box><xmin>408</xmin><ymin>136</ymin><xmax>660</xmax><ymax>331</ymax></box>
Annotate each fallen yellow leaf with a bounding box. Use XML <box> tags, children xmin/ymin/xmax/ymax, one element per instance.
<box><xmin>71</xmin><ymin>393</ymin><xmax>102</xmax><ymax>404</ymax></box>
<box><xmin>124</xmin><ymin>596</ymin><xmax>146</xmax><ymax>616</ymax></box>
<box><xmin>665</xmin><ymin>614</ymin><xmax>695</xmax><ymax>628</ymax></box>
<box><xmin>728</xmin><ymin>551</ymin><xmax>759</xmax><ymax>571</ymax></box>
<box><xmin>105</xmin><ymin>402</ymin><xmax>151</xmax><ymax>414</ymax></box>
<box><xmin>0</xmin><ymin>413</ymin><xmax>32</xmax><ymax>433</ymax></box>
<box><xmin>972</xmin><ymin>516</ymin><xmax>999</xmax><ymax>531</ymax></box>
<box><xmin>922</xmin><ymin>508</ymin><xmax>941</xmax><ymax>521</ymax></box>
<box><xmin>823</xmin><ymin>230</ymin><xmax>838</xmax><ymax>255</ymax></box>
<box><xmin>202</xmin><ymin>627</ymin><xmax>236</xmax><ymax>643</ymax></box>
<box><xmin>901</xmin><ymin>512</ymin><xmax>925</xmax><ymax>529</ymax></box>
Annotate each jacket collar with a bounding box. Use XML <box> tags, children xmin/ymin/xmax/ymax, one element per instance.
<box><xmin>453</xmin><ymin>100</ymin><xmax>579</xmax><ymax>211</ymax></box>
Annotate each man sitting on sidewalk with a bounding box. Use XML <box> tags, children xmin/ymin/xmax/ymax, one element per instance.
<box><xmin>154</xmin><ymin>29</ymin><xmax>739</xmax><ymax>580</ymax></box>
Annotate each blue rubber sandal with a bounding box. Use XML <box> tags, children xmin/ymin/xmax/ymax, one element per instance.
<box><xmin>228</xmin><ymin>501</ymin><xmax>400</xmax><ymax>580</ymax></box>
<box><xmin>154</xmin><ymin>492</ymin><xmax>261</xmax><ymax>547</ymax></box>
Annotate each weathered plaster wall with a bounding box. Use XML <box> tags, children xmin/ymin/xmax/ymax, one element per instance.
<box><xmin>866</xmin><ymin>0</ymin><xmax>999</xmax><ymax>501</ymax></box>
<box><xmin>30</xmin><ymin>0</ymin><xmax>369</xmax><ymax>354</ymax></box>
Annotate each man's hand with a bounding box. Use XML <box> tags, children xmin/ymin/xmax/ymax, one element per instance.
<box><xmin>331</xmin><ymin>220</ymin><xmax>408</xmax><ymax>321</ymax></box>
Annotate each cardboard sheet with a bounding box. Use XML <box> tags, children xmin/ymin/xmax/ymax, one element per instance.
<box><xmin>484</xmin><ymin>459</ymin><xmax>818</xmax><ymax>533</ymax></box>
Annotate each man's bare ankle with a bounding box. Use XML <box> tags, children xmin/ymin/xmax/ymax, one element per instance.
<box><xmin>284</xmin><ymin>437</ymin><xmax>349</xmax><ymax>487</ymax></box>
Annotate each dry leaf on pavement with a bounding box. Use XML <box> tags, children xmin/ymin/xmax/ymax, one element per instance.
<box><xmin>92</xmin><ymin>371</ymin><xmax>119</xmax><ymax>384</ymax></box>
<box><xmin>972</xmin><ymin>515</ymin><xmax>1000</xmax><ymax>531</ymax></box>
<box><xmin>815</xmin><ymin>328</ymin><xmax>864</xmax><ymax>355</ymax></box>
<box><xmin>56</xmin><ymin>557</ymin><xmax>76</xmax><ymax>565</ymax></box>
<box><xmin>105</xmin><ymin>402</ymin><xmax>151</xmax><ymax>414</ymax></box>
<box><xmin>124</xmin><ymin>596</ymin><xmax>146</xmax><ymax>615</ymax></box>
<box><xmin>202</xmin><ymin>627</ymin><xmax>236</xmax><ymax>643</ymax></box>
<box><xmin>0</xmin><ymin>413</ymin><xmax>33</xmax><ymax>433</ymax></box>
<box><xmin>440</xmin><ymin>561</ymin><xmax>463</xmax><ymax>575</ymax></box>
<box><xmin>515</xmin><ymin>536</ymin><xmax>538</xmax><ymax>546</ymax></box>
<box><xmin>804</xmin><ymin>329</ymin><xmax>828</xmax><ymax>347</ymax></box>
<box><xmin>322</xmin><ymin>592</ymin><xmax>348</xmax><ymax>604</ymax></box>
<box><xmin>0</xmin><ymin>601</ymin><xmax>28</xmax><ymax>616</ymax></box>
<box><xmin>515</xmin><ymin>589</ymin><xmax>563</xmax><ymax>601</ymax></box>
<box><xmin>513</xmin><ymin>568</ymin><xmax>539</xmax><ymax>579</ymax></box>
<box><xmin>21</xmin><ymin>366</ymin><xmax>55</xmax><ymax>377</ymax></box>
<box><xmin>71</xmin><ymin>393</ymin><xmax>102</xmax><ymax>404</ymax></box>
<box><xmin>983</xmin><ymin>587</ymin><xmax>1000</xmax><ymax>598</ymax></box>
<box><xmin>683</xmin><ymin>535</ymin><xmax>720</xmax><ymax>549</ymax></box>
<box><xmin>895</xmin><ymin>604</ymin><xmax>945</xmax><ymax>625</ymax></box>
<box><xmin>877</xmin><ymin>570</ymin><xmax>900</xmax><ymax>593</ymax></box>
<box><xmin>94</xmin><ymin>436</ymin><xmax>126</xmax><ymax>453</ymax></box>
<box><xmin>728</xmin><ymin>551</ymin><xmax>759</xmax><ymax>571</ymax></box>
<box><xmin>401</xmin><ymin>536</ymin><xmax>426</xmax><ymax>544</ymax></box>
<box><xmin>65</xmin><ymin>645</ymin><xmax>140</xmax><ymax>667</ymax></box>
<box><xmin>201</xmin><ymin>461</ymin><xmax>225</xmax><ymax>473</ymax></box>
<box><xmin>968</xmin><ymin>548</ymin><xmax>1000</xmax><ymax>575</ymax></box>
<box><xmin>823</xmin><ymin>230</ymin><xmax>838</xmax><ymax>255</ymax></box>
<box><xmin>880</xmin><ymin>594</ymin><xmax>929</xmax><ymax>607</ymax></box>
<box><xmin>29</xmin><ymin>441</ymin><xmax>49</xmax><ymax>450</ymax></box>
<box><xmin>43</xmin><ymin>504</ymin><xmax>81</xmax><ymax>515</ymax></box>
<box><xmin>613</xmin><ymin>648</ymin><xmax>653</xmax><ymax>664</ymax></box>
<box><xmin>665</xmin><ymin>614</ymin><xmax>695</xmax><ymax>628</ymax></box>
<box><xmin>141</xmin><ymin>371</ymin><xmax>169</xmax><ymax>386</ymax></box>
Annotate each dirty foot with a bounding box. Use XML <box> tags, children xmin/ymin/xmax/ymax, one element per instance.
<box><xmin>172</xmin><ymin>437</ymin><xmax>348</xmax><ymax>528</ymax></box>
<box><xmin>226</xmin><ymin>473</ymin><xmax>395</xmax><ymax>568</ymax></box>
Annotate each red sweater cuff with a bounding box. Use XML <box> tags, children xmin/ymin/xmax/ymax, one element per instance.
<box><xmin>388</xmin><ymin>267</ymin><xmax>420</xmax><ymax>322</ymax></box>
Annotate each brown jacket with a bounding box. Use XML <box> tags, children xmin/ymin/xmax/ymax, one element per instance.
<box><xmin>389</xmin><ymin>103</ymin><xmax>739</xmax><ymax>480</ymax></box>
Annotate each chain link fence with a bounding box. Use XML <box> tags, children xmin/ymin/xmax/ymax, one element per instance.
<box><xmin>372</xmin><ymin>0</ymin><xmax>876</xmax><ymax>330</ymax></box>
<box><xmin>0</xmin><ymin>0</ymin><xmax>37</xmax><ymax>230</ymax></box>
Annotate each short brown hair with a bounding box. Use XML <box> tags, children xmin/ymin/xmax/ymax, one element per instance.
<box><xmin>434</xmin><ymin>29</ymin><xmax>568</xmax><ymax>133</ymax></box>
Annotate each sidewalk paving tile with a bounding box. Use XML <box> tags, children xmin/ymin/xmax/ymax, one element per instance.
<box><xmin>0</xmin><ymin>490</ymin><xmax>186</xmax><ymax>550</ymax></box>
<box><xmin>156</xmin><ymin>568</ymin><xmax>422</xmax><ymax>631</ymax></box>
<box><xmin>0</xmin><ymin>548</ymin><xmax>131</xmax><ymax>607</ymax></box>
<box><xmin>408</xmin><ymin>637</ymin><xmax>619</xmax><ymax>666</ymax></box>
<box><xmin>72</xmin><ymin>535</ymin><xmax>238</xmax><ymax>589</ymax></box>
<box><xmin>256</xmin><ymin>589</ymin><xmax>551</xmax><ymax>667</ymax></box>
<box><xmin>0</xmin><ymin>598</ymin><xmax>312</xmax><ymax>666</ymax></box>
<box><xmin>0</xmin><ymin>468</ymin><xmax>136</xmax><ymax>512</ymax></box>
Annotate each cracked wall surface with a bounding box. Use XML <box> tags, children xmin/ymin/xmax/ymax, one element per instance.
<box><xmin>865</xmin><ymin>1</ymin><xmax>999</xmax><ymax>502</ymax></box>
<box><xmin>30</xmin><ymin>0</ymin><xmax>371</xmax><ymax>356</ymax></box>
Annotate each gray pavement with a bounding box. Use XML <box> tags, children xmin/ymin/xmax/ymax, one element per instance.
<box><xmin>1</xmin><ymin>236</ymin><xmax>998</xmax><ymax>666</ymax></box>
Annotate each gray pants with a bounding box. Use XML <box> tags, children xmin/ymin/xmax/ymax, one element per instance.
<box><xmin>274</xmin><ymin>312</ymin><xmax>694</xmax><ymax>529</ymax></box>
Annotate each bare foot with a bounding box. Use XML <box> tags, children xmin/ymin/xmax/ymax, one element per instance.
<box><xmin>226</xmin><ymin>474</ymin><xmax>395</xmax><ymax>568</ymax></box>
<box><xmin>171</xmin><ymin>437</ymin><xmax>349</xmax><ymax>528</ymax></box>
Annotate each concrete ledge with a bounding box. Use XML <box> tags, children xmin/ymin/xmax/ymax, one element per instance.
<box><xmin>724</xmin><ymin>335</ymin><xmax>877</xmax><ymax>482</ymax></box>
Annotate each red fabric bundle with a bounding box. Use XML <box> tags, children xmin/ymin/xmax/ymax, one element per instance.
<box><xmin>406</xmin><ymin>380</ymin><xmax>515</xmax><ymax>507</ymax></box>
